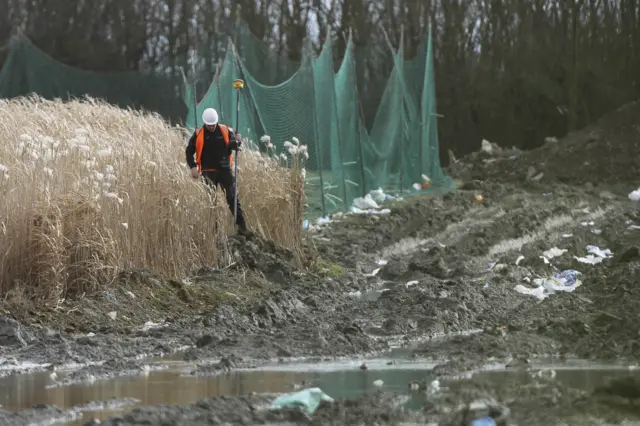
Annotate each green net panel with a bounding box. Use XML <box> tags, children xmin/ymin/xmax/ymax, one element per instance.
<box><xmin>0</xmin><ymin>35</ymin><xmax>186</xmax><ymax>122</ymax></box>
<box><xmin>186</xmin><ymin>26</ymin><xmax>455</xmax><ymax>218</ymax></box>
<box><xmin>234</xmin><ymin>21</ymin><xmax>300</xmax><ymax>86</ymax></box>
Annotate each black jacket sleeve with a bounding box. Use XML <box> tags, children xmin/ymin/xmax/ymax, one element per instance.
<box><xmin>185</xmin><ymin>131</ymin><xmax>197</xmax><ymax>168</ymax></box>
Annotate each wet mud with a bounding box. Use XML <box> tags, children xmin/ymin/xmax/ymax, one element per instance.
<box><xmin>2</xmin><ymin>102</ymin><xmax>640</xmax><ymax>424</ymax></box>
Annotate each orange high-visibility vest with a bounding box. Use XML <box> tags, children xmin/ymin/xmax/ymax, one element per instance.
<box><xmin>195</xmin><ymin>124</ymin><xmax>231</xmax><ymax>172</ymax></box>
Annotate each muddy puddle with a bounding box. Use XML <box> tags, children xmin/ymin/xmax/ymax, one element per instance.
<box><xmin>1</xmin><ymin>358</ymin><xmax>640</xmax><ymax>425</ymax></box>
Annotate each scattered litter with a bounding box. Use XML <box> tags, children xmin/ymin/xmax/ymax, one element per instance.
<box><xmin>363</xmin><ymin>268</ymin><xmax>380</xmax><ymax>277</ymax></box>
<box><xmin>375</xmin><ymin>259</ymin><xmax>388</xmax><ymax>266</ymax></box>
<box><xmin>574</xmin><ymin>245</ymin><xmax>613</xmax><ymax>265</ymax></box>
<box><xmin>141</xmin><ymin>321</ymin><xmax>167</xmax><ymax>331</ymax></box>
<box><xmin>481</xmin><ymin>139</ymin><xmax>493</xmax><ymax>153</ymax></box>
<box><xmin>406</xmin><ymin>280</ymin><xmax>418</xmax><ymax>288</ymax></box>
<box><xmin>543</xmin><ymin>192</ymin><xmax>553</xmax><ymax>196</ymax></box>
<box><xmin>302</xmin><ymin>220</ymin><xmax>309</xmax><ymax>231</ymax></box>
<box><xmin>552</xmin><ymin>269</ymin><xmax>581</xmax><ymax>285</ymax></box>
<box><xmin>562</xmin><ymin>234</ymin><xmax>573</xmax><ymax>238</ymax></box>
<box><xmin>270</xmin><ymin>387</ymin><xmax>334</xmax><ymax>415</ymax></box>
<box><xmin>369</xmin><ymin>188</ymin><xmax>387</xmax><ymax>205</ymax></box>
<box><xmin>574</xmin><ymin>255</ymin><xmax>604</xmax><ymax>265</ymax></box>
<box><xmin>628</xmin><ymin>188</ymin><xmax>640</xmax><ymax>201</ymax></box>
<box><xmin>531</xmin><ymin>369</ymin><xmax>557</xmax><ymax>380</ymax></box>
<box><xmin>125</xmin><ymin>291</ymin><xmax>135</xmax><ymax>299</ymax></box>
<box><xmin>351</xmin><ymin>207</ymin><xmax>391</xmax><ymax>215</ymax></box>
<box><xmin>515</xmin><ymin>255</ymin><xmax>525</xmax><ymax>266</ymax></box>
<box><xmin>475</xmin><ymin>194</ymin><xmax>484</xmax><ymax>201</ymax></box>
<box><xmin>514</xmin><ymin>269</ymin><xmax>582</xmax><ymax>301</ymax></box>
<box><xmin>317</xmin><ymin>216</ymin><xmax>332</xmax><ymax>225</ymax></box>
<box><xmin>373</xmin><ymin>379</ymin><xmax>384</xmax><ymax>387</ymax></box>
<box><xmin>353</xmin><ymin>193</ymin><xmax>380</xmax><ymax>210</ymax></box>
<box><xmin>587</xmin><ymin>245</ymin><xmax>612</xmax><ymax>258</ymax></box>
<box><xmin>542</xmin><ymin>247</ymin><xmax>567</xmax><ymax>259</ymax></box>
<box><xmin>591</xmin><ymin>229</ymin><xmax>602</xmax><ymax>235</ymax></box>
<box><xmin>347</xmin><ymin>291</ymin><xmax>362</xmax><ymax>298</ymax></box>
<box><xmin>470</xmin><ymin>417</ymin><xmax>496</xmax><ymax>426</ymax></box>
<box><xmin>581</xmin><ymin>221</ymin><xmax>595</xmax><ymax>226</ymax></box>
<box><xmin>629</xmin><ymin>225</ymin><xmax>640</xmax><ymax>230</ymax></box>
<box><xmin>107</xmin><ymin>311</ymin><xmax>117</xmax><ymax>320</ymax></box>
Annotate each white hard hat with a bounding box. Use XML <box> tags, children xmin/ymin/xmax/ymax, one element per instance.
<box><xmin>202</xmin><ymin>108</ymin><xmax>219</xmax><ymax>126</ymax></box>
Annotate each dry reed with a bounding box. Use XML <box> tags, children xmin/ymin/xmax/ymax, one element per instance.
<box><xmin>0</xmin><ymin>95</ymin><xmax>306</xmax><ymax>303</ymax></box>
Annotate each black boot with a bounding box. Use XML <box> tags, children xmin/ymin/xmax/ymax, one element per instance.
<box><xmin>236</xmin><ymin>221</ymin><xmax>252</xmax><ymax>237</ymax></box>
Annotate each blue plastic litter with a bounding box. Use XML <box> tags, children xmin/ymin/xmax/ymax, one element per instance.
<box><xmin>302</xmin><ymin>219</ymin><xmax>309</xmax><ymax>231</ymax></box>
<box><xmin>552</xmin><ymin>269</ymin><xmax>581</xmax><ymax>285</ymax></box>
<box><xmin>270</xmin><ymin>387</ymin><xmax>334</xmax><ymax>415</ymax></box>
<box><xmin>470</xmin><ymin>416</ymin><xmax>497</xmax><ymax>426</ymax></box>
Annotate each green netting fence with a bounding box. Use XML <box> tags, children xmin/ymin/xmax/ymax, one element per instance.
<box><xmin>186</xmin><ymin>27</ymin><xmax>455</xmax><ymax>218</ymax></box>
<box><xmin>0</xmin><ymin>34</ymin><xmax>186</xmax><ymax>122</ymax></box>
<box><xmin>0</xmin><ymin>21</ymin><xmax>455</xmax><ymax>220</ymax></box>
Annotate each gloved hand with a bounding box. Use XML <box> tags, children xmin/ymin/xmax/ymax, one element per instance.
<box><xmin>190</xmin><ymin>167</ymin><xmax>200</xmax><ymax>179</ymax></box>
<box><xmin>229</xmin><ymin>138</ymin><xmax>242</xmax><ymax>151</ymax></box>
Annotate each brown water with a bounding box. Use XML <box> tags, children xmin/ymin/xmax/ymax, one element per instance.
<box><xmin>0</xmin><ymin>359</ymin><xmax>638</xmax><ymax>425</ymax></box>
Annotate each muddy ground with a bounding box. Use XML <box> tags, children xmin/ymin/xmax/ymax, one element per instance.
<box><xmin>2</xmin><ymin>101</ymin><xmax>640</xmax><ymax>425</ymax></box>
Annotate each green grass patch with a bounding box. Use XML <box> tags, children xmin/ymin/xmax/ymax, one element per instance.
<box><xmin>310</xmin><ymin>258</ymin><xmax>345</xmax><ymax>278</ymax></box>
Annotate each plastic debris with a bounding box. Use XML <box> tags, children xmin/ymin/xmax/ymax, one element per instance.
<box><xmin>470</xmin><ymin>417</ymin><xmax>496</xmax><ymax>426</ymax></box>
<box><xmin>553</xmin><ymin>269</ymin><xmax>581</xmax><ymax>284</ymax></box>
<box><xmin>514</xmin><ymin>269</ymin><xmax>582</xmax><ymax>300</ymax></box>
<box><xmin>542</xmin><ymin>247</ymin><xmax>567</xmax><ymax>259</ymax></box>
<box><xmin>351</xmin><ymin>207</ymin><xmax>391</xmax><ymax>215</ymax></box>
<box><xmin>353</xmin><ymin>193</ymin><xmax>379</xmax><ymax>210</ymax></box>
<box><xmin>628</xmin><ymin>188</ymin><xmax>640</xmax><ymax>201</ymax></box>
<box><xmin>302</xmin><ymin>220</ymin><xmax>309</xmax><ymax>231</ymax></box>
<box><xmin>316</xmin><ymin>216</ymin><xmax>332</xmax><ymax>225</ymax></box>
<box><xmin>481</xmin><ymin>139</ymin><xmax>493</xmax><ymax>153</ymax></box>
<box><xmin>574</xmin><ymin>245</ymin><xmax>613</xmax><ymax>265</ymax></box>
<box><xmin>373</xmin><ymin>379</ymin><xmax>383</xmax><ymax>387</ymax></box>
<box><xmin>270</xmin><ymin>387</ymin><xmax>334</xmax><ymax>415</ymax></box>
<box><xmin>369</xmin><ymin>188</ymin><xmax>386</xmax><ymax>205</ymax></box>
<box><xmin>363</xmin><ymin>268</ymin><xmax>380</xmax><ymax>277</ymax></box>
<box><xmin>586</xmin><ymin>245</ymin><xmax>612</xmax><ymax>258</ymax></box>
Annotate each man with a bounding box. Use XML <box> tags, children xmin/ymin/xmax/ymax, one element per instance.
<box><xmin>186</xmin><ymin>107</ymin><xmax>249</xmax><ymax>235</ymax></box>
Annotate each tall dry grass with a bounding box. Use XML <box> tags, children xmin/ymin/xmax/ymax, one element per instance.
<box><xmin>0</xmin><ymin>95</ymin><xmax>306</xmax><ymax>303</ymax></box>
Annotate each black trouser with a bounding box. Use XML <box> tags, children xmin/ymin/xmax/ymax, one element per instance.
<box><xmin>202</xmin><ymin>169</ymin><xmax>246</xmax><ymax>227</ymax></box>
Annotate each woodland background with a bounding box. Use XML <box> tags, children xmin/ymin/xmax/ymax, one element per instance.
<box><xmin>1</xmin><ymin>0</ymin><xmax>638</xmax><ymax>158</ymax></box>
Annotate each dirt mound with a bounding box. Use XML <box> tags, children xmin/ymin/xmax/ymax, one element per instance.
<box><xmin>449</xmin><ymin>100</ymin><xmax>640</xmax><ymax>187</ymax></box>
<box><xmin>227</xmin><ymin>234</ymin><xmax>301</xmax><ymax>282</ymax></box>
